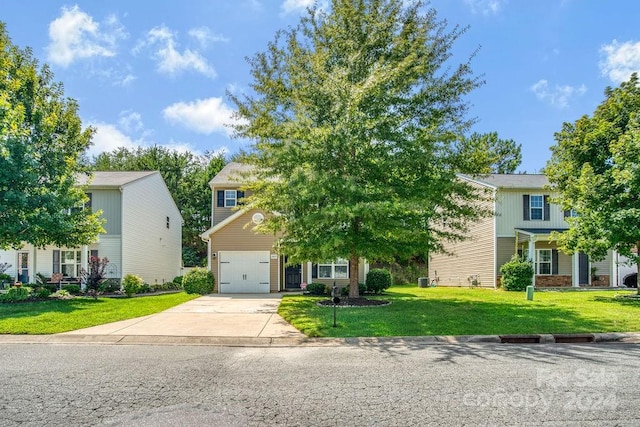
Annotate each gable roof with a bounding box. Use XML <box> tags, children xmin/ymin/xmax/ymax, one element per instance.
<box><xmin>77</xmin><ymin>171</ymin><xmax>158</xmax><ymax>188</ymax></box>
<box><xmin>209</xmin><ymin>162</ymin><xmax>256</xmax><ymax>186</ymax></box>
<box><xmin>461</xmin><ymin>174</ymin><xmax>549</xmax><ymax>190</ymax></box>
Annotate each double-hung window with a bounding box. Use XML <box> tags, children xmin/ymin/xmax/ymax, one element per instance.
<box><xmin>53</xmin><ymin>250</ymin><xmax>81</xmax><ymax>277</ymax></box>
<box><xmin>224</xmin><ymin>190</ymin><xmax>237</xmax><ymax>207</ymax></box>
<box><xmin>530</xmin><ymin>195</ymin><xmax>544</xmax><ymax>220</ymax></box>
<box><xmin>317</xmin><ymin>259</ymin><xmax>349</xmax><ymax>279</ymax></box>
<box><xmin>536</xmin><ymin>249</ymin><xmax>552</xmax><ymax>275</ymax></box>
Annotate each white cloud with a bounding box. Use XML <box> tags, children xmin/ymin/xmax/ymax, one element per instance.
<box><xmin>464</xmin><ymin>0</ymin><xmax>505</xmax><ymax>15</ymax></box>
<box><xmin>88</xmin><ymin>122</ymin><xmax>139</xmax><ymax>156</ymax></box>
<box><xmin>600</xmin><ymin>40</ymin><xmax>640</xmax><ymax>84</ymax></box>
<box><xmin>162</xmin><ymin>97</ymin><xmax>241</xmax><ymax>136</ymax></box>
<box><xmin>118</xmin><ymin>110</ymin><xmax>144</xmax><ymax>133</ymax></box>
<box><xmin>530</xmin><ymin>80</ymin><xmax>587</xmax><ymax>108</ymax></box>
<box><xmin>135</xmin><ymin>25</ymin><xmax>217</xmax><ymax>78</ymax></box>
<box><xmin>188</xmin><ymin>26</ymin><xmax>229</xmax><ymax>48</ymax></box>
<box><xmin>47</xmin><ymin>6</ymin><xmax>127</xmax><ymax>67</ymax></box>
<box><xmin>281</xmin><ymin>0</ymin><xmax>314</xmax><ymax>14</ymax></box>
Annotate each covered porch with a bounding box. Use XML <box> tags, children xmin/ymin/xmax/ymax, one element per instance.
<box><xmin>514</xmin><ymin>228</ymin><xmax>614</xmax><ymax>288</ymax></box>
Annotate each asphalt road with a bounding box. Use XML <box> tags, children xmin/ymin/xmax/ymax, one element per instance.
<box><xmin>1</xmin><ymin>342</ymin><xmax>639</xmax><ymax>426</ymax></box>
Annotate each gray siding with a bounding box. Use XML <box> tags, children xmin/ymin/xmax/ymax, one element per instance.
<box><xmin>495</xmin><ymin>189</ymin><xmax>568</xmax><ymax>236</ymax></box>
<box><xmin>91</xmin><ymin>189</ymin><xmax>122</xmax><ymax>235</ymax></box>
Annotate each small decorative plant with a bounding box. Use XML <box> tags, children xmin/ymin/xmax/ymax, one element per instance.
<box><xmin>80</xmin><ymin>256</ymin><xmax>109</xmax><ymax>299</ymax></box>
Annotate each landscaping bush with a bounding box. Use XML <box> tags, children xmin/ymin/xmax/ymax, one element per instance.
<box><xmin>366</xmin><ymin>269</ymin><xmax>392</xmax><ymax>294</ymax></box>
<box><xmin>34</xmin><ymin>286</ymin><xmax>52</xmax><ymax>299</ymax></box>
<box><xmin>173</xmin><ymin>276</ymin><xmax>184</xmax><ymax>286</ymax></box>
<box><xmin>49</xmin><ymin>289</ymin><xmax>73</xmax><ymax>300</ymax></box>
<box><xmin>61</xmin><ymin>284</ymin><xmax>81</xmax><ymax>295</ymax></box>
<box><xmin>500</xmin><ymin>255</ymin><xmax>534</xmax><ymax>291</ymax></box>
<box><xmin>101</xmin><ymin>279</ymin><xmax>121</xmax><ymax>293</ymax></box>
<box><xmin>0</xmin><ymin>286</ymin><xmax>31</xmax><ymax>302</ymax></box>
<box><xmin>305</xmin><ymin>282</ymin><xmax>327</xmax><ymax>296</ymax></box>
<box><xmin>182</xmin><ymin>268</ymin><xmax>214</xmax><ymax>295</ymax></box>
<box><xmin>0</xmin><ymin>273</ymin><xmax>12</xmax><ymax>289</ymax></box>
<box><xmin>122</xmin><ymin>274</ymin><xmax>143</xmax><ymax>297</ymax></box>
<box><xmin>340</xmin><ymin>283</ymin><xmax>367</xmax><ymax>296</ymax></box>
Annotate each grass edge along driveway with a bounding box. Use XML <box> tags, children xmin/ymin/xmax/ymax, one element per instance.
<box><xmin>278</xmin><ymin>285</ymin><xmax>640</xmax><ymax>338</ymax></box>
<box><xmin>0</xmin><ymin>292</ymin><xmax>199</xmax><ymax>334</ymax></box>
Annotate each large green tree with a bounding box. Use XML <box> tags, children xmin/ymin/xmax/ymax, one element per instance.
<box><xmin>0</xmin><ymin>23</ymin><xmax>103</xmax><ymax>249</ymax></box>
<box><xmin>92</xmin><ymin>146</ymin><xmax>226</xmax><ymax>266</ymax></box>
<box><xmin>546</xmin><ymin>73</ymin><xmax>640</xmax><ymax>293</ymax></box>
<box><xmin>231</xmin><ymin>0</ymin><xmax>518</xmax><ymax>297</ymax></box>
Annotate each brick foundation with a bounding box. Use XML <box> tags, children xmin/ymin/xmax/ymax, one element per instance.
<box><xmin>535</xmin><ymin>275</ymin><xmax>572</xmax><ymax>287</ymax></box>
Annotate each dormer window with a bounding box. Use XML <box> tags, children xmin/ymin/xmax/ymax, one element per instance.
<box><xmin>225</xmin><ymin>190</ymin><xmax>237</xmax><ymax>207</ymax></box>
<box><xmin>216</xmin><ymin>190</ymin><xmax>245</xmax><ymax>208</ymax></box>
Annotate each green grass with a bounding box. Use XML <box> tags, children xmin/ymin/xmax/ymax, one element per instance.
<box><xmin>0</xmin><ymin>292</ymin><xmax>199</xmax><ymax>334</ymax></box>
<box><xmin>278</xmin><ymin>285</ymin><xmax>640</xmax><ymax>337</ymax></box>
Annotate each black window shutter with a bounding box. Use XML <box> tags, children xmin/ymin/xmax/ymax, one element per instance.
<box><xmin>86</xmin><ymin>193</ymin><xmax>92</xmax><ymax>209</ymax></box>
<box><xmin>312</xmin><ymin>264</ymin><xmax>318</xmax><ymax>279</ymax></box>
<box><xmin>552</xmin><ymin>249</ymin><xmax>558</xmax><ymax>275</ymax></box>
<box><xmin>564</xmin><ymin>209</ymin><xmax>570</xmax><ymax>218</ymax></box>
<box><xmin>90</xmin><ymin>250</ymin><xmax>99</xmax><ymax>259</ymax></box>
<box><xmin>53</xmin><ymin>250</ymin><xmax>60</xmax><ymax>274</ymax></box>
<box><xmin>523</xmin><ymin>195</ymin><xmax>530</xmax><ymax>220</ymax></box>
<box><xmin>237</xmin><ymin>190</ymin><xmax>245</xmax><ymax>205</ymax></box>
<box><xmin>216</xmin><ymin>190</ymin><xmax>224</xmax><ymax>207</ymax></box>
<box><xmin>543</xmin><ymin>196</ymin><xmax>550</xmax><ymax>221</ymax></box>
<box><xmin>517</xmin><ymin>249</ymin><xmax>523</xmax><ymax>258</ymax></box>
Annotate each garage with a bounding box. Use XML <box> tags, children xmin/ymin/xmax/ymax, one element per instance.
<box><xmin>218</xmin><ymin>251</ymin><xmax>271</xmax><ymax>293</ymax></box>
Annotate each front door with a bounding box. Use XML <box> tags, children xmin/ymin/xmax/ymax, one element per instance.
<box><xmin>17</xmin><ymin>251</ymin><xmax>29</xmax><ymax>283</ymax></box>
<box><xmin>578</xmin><ymin>252</ymin><xmax>589</xmax><ymax>285</ymax></box>
<box><xmin>285</xmin><ymin>264</ymin><xmax>302</xmax><ymax>289</ymax></box>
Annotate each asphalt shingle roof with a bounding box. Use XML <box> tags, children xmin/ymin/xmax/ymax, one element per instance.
<box><xmin>76</xmin><ymin>171</ymin><xmax>158</xmax><ymax>187</ymax></box>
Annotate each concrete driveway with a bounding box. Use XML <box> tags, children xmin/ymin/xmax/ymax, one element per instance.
<box><xmin>61</xmin><ymin>293</ymin><xmax>304</xmax><ymax>338</ymax></box>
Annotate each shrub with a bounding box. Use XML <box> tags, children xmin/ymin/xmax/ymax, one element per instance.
<box><xmin>62</xmin><ymin>284</ymin><xmax>81</xmax><ymax>295</ymax></box>
<box><xmin>500</xmin><ymin>255</ymin><xmax>534</xmax><ymax>291</ymax></box>
<box><xmin>101</xmin><ymin>279</ymin><xmax>121</xmax><ymax>293</ymax></box>
<box><xmin>340</xmin><ymin>283</ymin><xmax>367</xmax><ymax>296</ymax></box>
<box><xmin>173</xmin><ymin>276</ymin><xmax>184</xmax><ymax>286</ymax></box>
<box><xmin>305</xmin><ymin>282</ymin><xmax>327</xmax><ymax>296</ymax></box>
<box><xmin>0</xmin><ymin>286</ymin><xmax>31</xmax><ymax>302</ymax></box>
<box><xmin>49</xmin><ymin>289</ymin><xmax>73</xmax><ymax>300</ymax></box>
<box><xmin>0</xmin><ymin>273</ymin><xmax>12</xmax><ymax>288</ymax></box>
<box><xmin>81</xmin><ymin>256</ymin><xmax>109</xmax><ymax>298</ymax></box>
<box><xmin>366</xmin><ymin>269</ymin><xmax>392</xmax><ymax>294</ymax></box>
<box><xmin>122</xmin><ymin>274</ymin><xmax>143</xmax><ymax>297</ymax></box>
<box><xmin>34</xmin><ymin>287</ymin><xmax>52</xmax><ymax>299</ymax></box>
<box><xmin>182</xmin><ymin>268</ymin><xmax>214</xmax><ymax>295</ymax></box>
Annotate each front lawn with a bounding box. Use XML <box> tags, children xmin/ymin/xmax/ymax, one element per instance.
<box><xmin>278</xmin><ymin>285</ymin><xmax>640</xmax><ymax>337</ymax></box>
<box><xmin>0</xmin><ymin>292</ymin><xmax>199</xmax><ymax>334</ymax></box>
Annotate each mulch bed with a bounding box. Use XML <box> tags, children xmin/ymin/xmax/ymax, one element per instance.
<box><xmin>317</xmin><ymin>298</ymin><xmax>391</xmax><ymax>307</ymax></box>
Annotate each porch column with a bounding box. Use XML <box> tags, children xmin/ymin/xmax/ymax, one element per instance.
<box><xmin>81</xmin><ymin>245</ymin><xmax>89</xmax><ymax>290</ymax></box>
<box><xmin>528</xmin><ymin>239</ymin><xmax>536</xmax><ymax>287</ymax></box>
<box><xmin>364</xmin><ymin>259</ymin><xmax>370</xmax><ymax>284</ymax></box>
<box><xmin>572</xmin><ymin>253</ymin><xmax>580</xmax><ymax>287</ymax></box>
<box><xmin>307</xmin><ymin>262</ymin><xmax>313</xmax><ymax>284</ymax></box>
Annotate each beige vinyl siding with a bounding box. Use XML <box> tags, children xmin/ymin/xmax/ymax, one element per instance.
<box><xmin>121</xmin><ymin>173</ymin><xmax>182</xmax><ymax>285</ymax></box>
<box><xmin>208</xmin><ymin>210</ymin><xmax>279</xmax><ymax>292</ymax></box>
<box><xmin>429</xmin><ymin>187</ymin><xmax>496</xmax><ymax>288</ymax></box>
<box><xmin>495</xmin><ymin>189</ymin><xmax>568</xmax><ymax>236</ymax></box>
<box><xmin>496</xmin><ymin>237</ymin><xmax>516</xmax><ymax>272</ymax></box>
<box><xmin>92</xmin><ymin>189</ymin><xmax>122</xmax><ymax>235</ymax></box>
<box><xmin>592</xmin><ymin>252</ymin><xmax>611</xmax><ymax>275</ymax></box>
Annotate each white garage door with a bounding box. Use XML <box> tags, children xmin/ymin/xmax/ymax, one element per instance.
<box><xmin>218</xmin><ymin>251</ymin><xmax>271</xmax><ymax>293</ymax></box>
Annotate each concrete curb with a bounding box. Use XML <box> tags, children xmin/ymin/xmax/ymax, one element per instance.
<box><xmin>1</xmin><ymin>332</ymin><xmax>639</xmax><ymax>347</ymax></box>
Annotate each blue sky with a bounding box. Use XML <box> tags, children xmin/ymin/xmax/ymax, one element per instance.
<box><xmin>2</xmin><ymin>0</ymin><xmax>640</xmax><ymax>172</ymax></box>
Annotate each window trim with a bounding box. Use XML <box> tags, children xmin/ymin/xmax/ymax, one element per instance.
<box><xmin>317</xmin><ymin>259</ymin><xmax>349</xmax><ymax>279</ymax></box>
<box><xmin>530</xmin><ymin>194</ymin><xmax>544</xmax><ymax>221</ymax></box>
<box><xmin>55</xmin><ymin>249</ymin><xmax>82</xmax><ymax>278</ymax></box>
<box><xmin>224</xmin><ymin>190</ymin><xmax>237</xmax><ymax>207</ymax></box>
<box><xmin>536</xmin><ymin>249</ymin><xmax>552</xmax><ymax>275</ymax></box>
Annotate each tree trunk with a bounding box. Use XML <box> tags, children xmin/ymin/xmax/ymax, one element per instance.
<box><xmin>636</xmin><ymin>246</ymin><xmax>640</xmax><ymax>295</ymax></box>
<box><xmin>349</xmin><ymin>254</ymin><xmax>359</xmax><ymax>298</ymax></box>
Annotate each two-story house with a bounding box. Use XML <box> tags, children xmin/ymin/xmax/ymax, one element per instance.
<box><xmin>428</xmin><ymin>174</ymin><xmax>618</xmax><ymax>288</ymax></box>
<box><xmin>200</xmin><ymin>162</ymin><xmax>369</xmax><ymax>293</ymax></box>
<box><xmin>0</xmin><ymin>171</ymin><xmax>182</xmax><ymax>286</ymax></box>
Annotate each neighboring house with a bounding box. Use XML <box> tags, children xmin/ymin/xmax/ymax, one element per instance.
<box><xmin>0</xmin><ymin>171</ymin><xmax>182</xmax><ymax>286</ymax></box>
<box><xmin>428</xmin><ymin>174</ymin><xmax>619</xmax><ymax>288</ymax></box>
<box><xmin>200</xmin><ymin>162</ymin><xmax>368</xmax><ymax>293</ymax></box>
